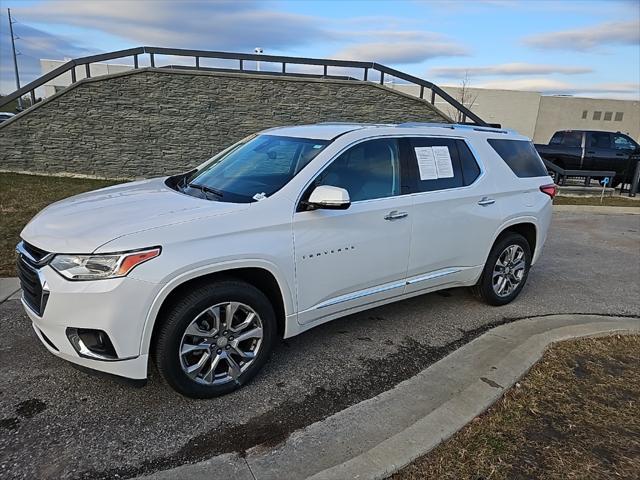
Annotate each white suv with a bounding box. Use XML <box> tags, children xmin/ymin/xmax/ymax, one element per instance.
<box><xmin>17</xmin><ymin>123</ymin><xmax>555</xmax><ymax>398</ymax></box>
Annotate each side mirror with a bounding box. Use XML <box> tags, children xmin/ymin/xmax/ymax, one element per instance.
<box><xmin>307</xmin><ymin>185</ymin><xmax>351</xmax><ymax>210</ymax></box>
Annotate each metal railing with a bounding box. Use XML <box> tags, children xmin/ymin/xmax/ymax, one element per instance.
<box><xmin>0</xmin><ymin>46</ymin><xmax>487</xmax><ymax>126</ymax></box>
<box><xmin>543</xmin><ymin>156</ymin><xmax>640</xmax><ymax>197</ymax></box>
<box><xmin>543</xmin><ymin>159</ymin><xmax>616</xmax><ymax>187</ymax></box>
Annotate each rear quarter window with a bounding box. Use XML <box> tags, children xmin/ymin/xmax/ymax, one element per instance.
<box><xmin>487</xmin><ymin>139</ymin><xmax>548</xmax><ymax>178</ymax></box>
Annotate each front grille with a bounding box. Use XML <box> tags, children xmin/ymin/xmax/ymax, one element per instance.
<box><xmin>17</xmin><ymin>257</ymin><xmax>45</xmax><ymax>315</ymax></box>
<box><xmin>22</xmin><ymin>241</ymin><xmax>49</xmax><ymax>263</ymax></box>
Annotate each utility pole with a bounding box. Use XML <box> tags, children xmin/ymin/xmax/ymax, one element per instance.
<box><xmin>8</xmin><ymin>8</ymin><xmax>23</xmax><ymax>110</ymax></box>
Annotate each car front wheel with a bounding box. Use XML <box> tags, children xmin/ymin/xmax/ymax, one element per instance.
<box><xmin>154</xmin><ymin>279</ymin><xmax>277</xmax><ymax>398</ymax></box>
<box><xmin>473</xmin><ymin>232</ymin><xmax>532</xmax><ymax>306</ymax></box>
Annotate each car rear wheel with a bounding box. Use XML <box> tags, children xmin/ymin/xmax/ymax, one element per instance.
<box><xmin>154</xmin><ymin>279</ymin><xmax>277</xmax><ymax>398</ymax></box>
<box><xmin>473</xmin><ymin>232</ymin><xmax>532</xmax><ymax>306</ymax></box>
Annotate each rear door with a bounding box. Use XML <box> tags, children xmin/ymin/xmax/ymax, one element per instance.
<box><xmin>585</xmin><ymin>132</ymin><xmax>614</xmax><ymax>171</ymax></box>
<box><xmin>550</xmin><ymin>131</ymin><xmax>584</xmax><ymax>169</ymax></box>
<box><xmin>403</xmin><ymin>136</ymin><xmax>500</xmax><ymax>293</ymax></box>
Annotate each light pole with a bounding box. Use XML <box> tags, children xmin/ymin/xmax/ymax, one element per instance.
<box><xmin>7</xmin><ymin>8</ymin><xmax>23</xmax><ymax>110</ymax></box>
<box><xmin>254</xmin><ymin>47</ymin><xmax>263</xmax><ymax>72</ymax></box>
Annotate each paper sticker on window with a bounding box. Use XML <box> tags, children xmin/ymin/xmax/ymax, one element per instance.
<box><xmin>433</xmin><ymin>146</ymin><xmax>454</xmax><ymax>178</ymax></box>
<box><xmin>414</xmin><ymin>147</ymin><xmax>438</xmax><ymax>180</ymax></box>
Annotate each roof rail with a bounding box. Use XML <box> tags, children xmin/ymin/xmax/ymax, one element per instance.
<box><xmin>396</xmin><ymin>122</ymin><xmax>455</xmax><ymax>129</ymax></box>
<box><xmin>0</xmin><ymin>46</ymin><xmax>488</xmax><ymax>126</ymax></box>
<box><xmin>452</xmin><ymin>124</ymin><xmax>510</xmax><ymax>134</ymax></box>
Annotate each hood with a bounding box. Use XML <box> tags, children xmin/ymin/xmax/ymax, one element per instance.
<box><xmin>21</xmin><ymin>177</ymin><xmax>250</xmax><ymax>253</ymax></box>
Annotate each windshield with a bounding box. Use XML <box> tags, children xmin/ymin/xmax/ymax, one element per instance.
<box><xmin>182</xmin><ymin>135</ymin><xmax>330</xmax><ymax>203</ymax></box>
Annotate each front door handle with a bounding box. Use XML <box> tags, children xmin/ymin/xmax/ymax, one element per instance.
<box><xmin>384</xmin><ymin>210</ymin><xmax>408</xmax><ymax>221</ymax></box>
<box><xmin>478</xmin><ymin>197</ymin><xmax>495</xmax><ymax>206</ymax></box>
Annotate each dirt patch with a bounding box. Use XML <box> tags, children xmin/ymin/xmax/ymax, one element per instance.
<box><xmin>391</xmin><ymin>334</ymin><xmax>640</xmax><ymax>480</ymax></box>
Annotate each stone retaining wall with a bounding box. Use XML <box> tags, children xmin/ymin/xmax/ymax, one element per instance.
<box><xmin>0</xmin><ymin>68</ymin><xmax>449</xmax><ymax>178</ymax></box>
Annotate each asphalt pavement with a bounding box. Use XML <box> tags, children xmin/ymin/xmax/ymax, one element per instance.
<box><xmin>1</xmin><ymin>208</ymin><xmax>639</xmax><ymax>480</ymax></box>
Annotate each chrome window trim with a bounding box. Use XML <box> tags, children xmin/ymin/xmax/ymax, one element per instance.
<box><xmin>294</xmin><ymin>133</ymin><xmax>487</xmax><ymax>211</ymax></box>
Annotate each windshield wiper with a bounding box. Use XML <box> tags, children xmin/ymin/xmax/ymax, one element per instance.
<box><xmin>178</xmin><ymin>169</ymin><xmax>197</xmax><ymax>191</ymax></box>
<box><xmin>188</xmin><ymin>183</ymin><xmax>224</xmax><ymax>199</ymax></box>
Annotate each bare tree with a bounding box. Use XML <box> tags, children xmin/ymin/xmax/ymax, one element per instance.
<box><xmin>451</xmin><ymin>71</ymin><xmax>478</xmax><ymax>123</ymax></box>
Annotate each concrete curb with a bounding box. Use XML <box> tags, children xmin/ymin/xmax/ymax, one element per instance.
<box><xmin>553</xmin><ymin>204</ymin><xmax>640</xmax><ymax>214</ymax></box>
<box><xmin>136</xmin><ymin>314</ymin><xmax>639</xmax><ymax>480</ymax></box>
<box><xmin>0</xmin><ymin>277</ymin><xmax>20</xmax><ymax>304</ymax></box>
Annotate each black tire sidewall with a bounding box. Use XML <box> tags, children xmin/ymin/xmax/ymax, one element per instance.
<box><xmin>155</xmin><ymin>281</ymin><xmax>277</xmax><ymax>398</ymax></box>
<box><xmin>480</xmin><ymin>233</ymin><xmax>532</xmax><ymax>306</ymax></box>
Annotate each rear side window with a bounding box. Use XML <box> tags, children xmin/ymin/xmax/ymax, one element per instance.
<box><xmin>562</xmin><ymin>131</ymin><xmax>582</xmax><ymax>147</ymax></box>
<box><xmin>549</xmin><ymin>131</ymin><xmax>581</xmax><ymax>147</ymax></box>
<box><xmin>405</xmin><ymin>138</ymin><xmax>480</xmax><ymax>192</ymax></box>
<box><xmin>488</xmin><ymin>139</ymin><xmax>548</xmax><ymax>178</ymax></box>
<box><xmin>549</xmin><ymin>132</ymin><xmax>563</xmax><ymax>145</ymax></box>
<box><xmin>458</xmin><ymin>141</ymin><xmax>481</xmax><ymax>185</ymax></box>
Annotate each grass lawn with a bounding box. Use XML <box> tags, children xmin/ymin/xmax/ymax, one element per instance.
<box><xmin>392</xmin><ymin>335</ymin><xmax>640</xmax><ymax>480</ymax></box>
<box><xmin>555</xmin><ymin>195</ymin><xmax>640</xmax><ymax>207</ymax></box>
<box><xmin>0</xmin><ymin>172</ymin><xmax>121</xmax><ymax>277</ymax></box>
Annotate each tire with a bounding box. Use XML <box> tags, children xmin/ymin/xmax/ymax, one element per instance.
<box><xmin>472</xmin><ymin>233</ymin><xmax>532</xmax><ymax>306</ymax></box>
<box><xmin>154</xmin><ymin>279</ymin><xmax>277</xmax><ymax>398</ymax></box>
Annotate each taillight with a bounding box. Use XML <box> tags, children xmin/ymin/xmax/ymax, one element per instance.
<box><xmin>540</xmin><ymin>184</ymin><xmax>558</xmax><ymax>198</ymax></box>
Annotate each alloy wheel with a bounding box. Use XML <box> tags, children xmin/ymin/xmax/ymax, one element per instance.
<box><xmin>179</xmin><ymin>302</ymin><xmax>263</xmax><ymax>385</ymax></box>
<box><xmin>492</xmin><ymin>244</ymin><xmax>526</xmax><ymax>297</ymax></box>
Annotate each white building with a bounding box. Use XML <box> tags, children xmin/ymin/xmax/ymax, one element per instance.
<box><xmin>391</xmin><ymin>84</ymin><xmax>639</xmax><ymax>144</ymax></box>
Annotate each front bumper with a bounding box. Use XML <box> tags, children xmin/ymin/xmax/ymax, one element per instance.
<box><xmin>21</xmin><ymin>264</ymin><xmax>160</xmax><ymax>380</ymax></box>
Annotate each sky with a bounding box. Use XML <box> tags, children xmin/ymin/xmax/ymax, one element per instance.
<box><xmin>0</xmin><ymin>0</ymin><xmax>639</xmax><ymax>99</ymax></box>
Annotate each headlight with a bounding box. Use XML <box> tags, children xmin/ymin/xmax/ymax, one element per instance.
<box><xmin>50</xmin><ymin>248</ymin><xmax>161</xmax><ymax>280</ymax></box>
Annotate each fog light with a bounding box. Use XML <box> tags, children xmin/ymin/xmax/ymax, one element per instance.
<box><xmin>66</xmin><ymin>328</ymin><xmax>118</xmax><ymax>360</ymax></box>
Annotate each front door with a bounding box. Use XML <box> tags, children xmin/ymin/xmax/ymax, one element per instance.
<box><xmin>293</xmin><ymin>138</ymin><xmax>412</xmax><ymax>325</ymax></box>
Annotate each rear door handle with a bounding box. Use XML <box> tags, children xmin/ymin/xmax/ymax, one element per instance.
<box><xmin>478</xmin><ymin>197</ymin><xmax>495</xmax><ymax>206</ymax></box>
<box><xmin>384</xmin><ymin>210</ymin><xmax>408</xmax><ymax>221</ymax></box>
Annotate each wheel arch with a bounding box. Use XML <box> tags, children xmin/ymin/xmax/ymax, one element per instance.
<box><xmin>497</xmin><ymin>221</ymin><xmax>537</xmax><ymax>255</ymax></box>
<box><xmin>487</xmin><ymin>217</ymin><xmax>539</xmax><ymax>265</ymax></box>
<box><xmin>139</xmin><ymin>261</ymin><xmax>294</xmax><ymax>358</ymax></box>
<box><xmin>472</xmin><ymin>218</ymin><xmax>539</xmax><ymax>292</ymax></box>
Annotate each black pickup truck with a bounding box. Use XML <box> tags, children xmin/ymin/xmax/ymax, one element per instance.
<box><xmin>535</xmin><ymin>130</ymin><xmax>639</xmax><ymax>187</ymax></box>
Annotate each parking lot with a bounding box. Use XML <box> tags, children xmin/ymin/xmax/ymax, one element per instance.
<box><xmin>1</xmin><ymin>208</ymin><xmax>638</xmax><ymax>480</ymax></box>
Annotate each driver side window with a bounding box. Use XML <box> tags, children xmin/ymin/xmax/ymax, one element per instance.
<box><xmin>612</xmin><ymin>134</ymin><xmax>637</xmax><ymax>151</ymax></box>
<box><xmin>312</xmin><ymin>139</ymin><xmax>401</xmax><ymax>202</ymax></box>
